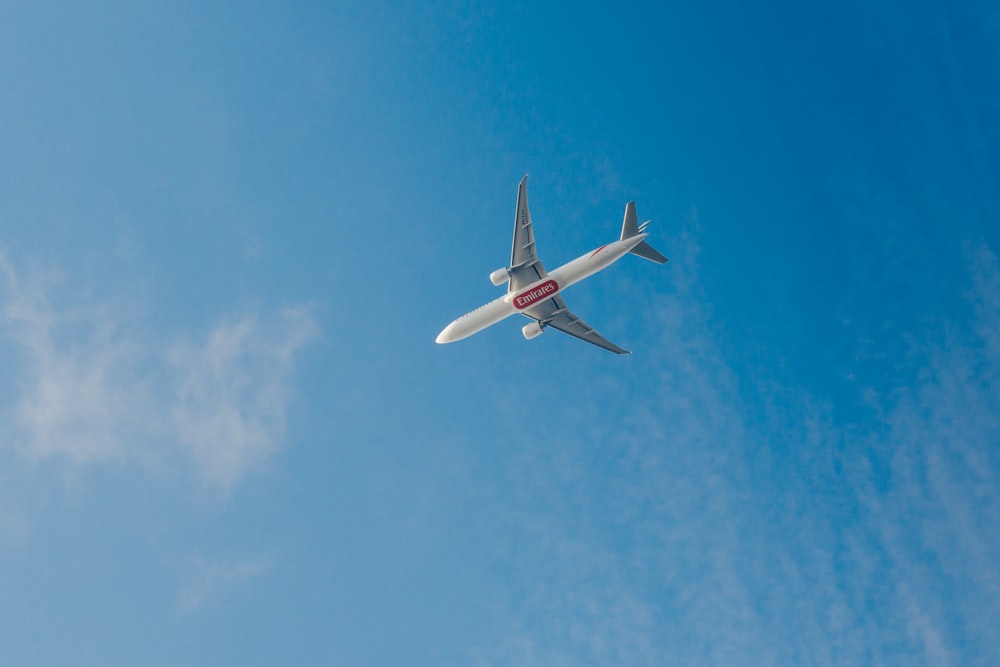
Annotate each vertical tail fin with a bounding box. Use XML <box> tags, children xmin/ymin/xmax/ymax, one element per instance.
<box><xmin>619</xmin><ymin>201</ymin><xmax>668</xmax><ymax>264</ymax></box>
<box><xmin>620</xmin><ymin>201</ymin><xmax>641</xmax><ymax>239</ymax></box>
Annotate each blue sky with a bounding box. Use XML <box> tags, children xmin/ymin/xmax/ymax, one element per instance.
<box><xmin>1</xmin><ymin>1</ymin><xmax>998</xmax><ymax>665</ymax></box>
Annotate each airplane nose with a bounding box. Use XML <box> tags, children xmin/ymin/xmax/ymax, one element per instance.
<box><xmin>435</xmin><ymin>324</ymin><xmax>455</xmax><ymax>344</ymax></box>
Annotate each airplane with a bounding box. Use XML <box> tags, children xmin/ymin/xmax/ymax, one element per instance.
<box><xmin>436</xmin><ymin>176</ymin><xmax>667</xmax><ymax>354</ymax></box>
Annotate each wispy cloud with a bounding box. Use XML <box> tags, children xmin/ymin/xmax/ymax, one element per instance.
<box><xmin>0</xmin><ymin>252</ymin><xmax>317</xmax><ymax>490</ymax></box>
<box><xmin>477</xmin><ymin>239</ymin><xmax>1000</xmax><ymax>666</ymax></box>
<box><xmin>970</xmin><ymin>242</ymin><xmax>1000</xmax><ymax>360</ymax></box>
<box><xmin>176</xmin><ymin>553</ymin><xmax>271</xmax><ymax>612</ymax></box>
<box><xmin>478</xmin><ymin>233</ymin><xmax>776</xmax><ymax>666</ymax></box>
<box><xmin>169</xmin><ymin>308</ymin><xmax>318</xmax><ymax>489</ymax></box>
<box><xmin>856</xmin><ymin>244</ymin><xmax>1000</xmax><ymax>664</ymax></box>
<box><xmin>1</xmin><ymin>254</ymin><xmax>148</xmax><ymax>463</ymax></box>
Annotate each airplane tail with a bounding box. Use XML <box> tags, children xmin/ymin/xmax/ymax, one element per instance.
<box><xmin>619</xmin><ymin>201</ymin><xmax>668</xmax><ymax>264</ymax></box>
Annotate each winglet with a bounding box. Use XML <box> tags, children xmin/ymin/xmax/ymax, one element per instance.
<box><xmin>620</xmin><ymin>201</ymin><xmax>668</xmax><ymax>264</ymax></box>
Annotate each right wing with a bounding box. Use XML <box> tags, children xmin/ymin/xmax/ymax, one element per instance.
<box><xmin>525</xmin><ymin>295</ymin><xmax>631</xmax><ymax>355</ymax></box>
<box><xmin>508</xmin><ymin>176</ymin><xmax>548</xmax><ymax>292</ymax></box>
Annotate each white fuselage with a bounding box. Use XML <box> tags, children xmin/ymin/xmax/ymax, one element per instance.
<box><xmin>436</xmin><ymin>234</ymin><xmax>648</xmax><ymax>344</ymax></box>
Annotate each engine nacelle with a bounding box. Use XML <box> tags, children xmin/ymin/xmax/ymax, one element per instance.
<box><xmin>489</xmin><ymin>267</ymin><xmax>509</xmax><ymax>286</ymax></box>
<box><xmin>522</xmin><ymin>321</ymin><xmax>544</xmax><ymax>340</ymax></box>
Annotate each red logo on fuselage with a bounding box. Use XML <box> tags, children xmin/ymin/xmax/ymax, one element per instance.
<box><xmin>513</xmin><ymin>279</ymin><xmax>559</xmax><ymax>309</ymax></box>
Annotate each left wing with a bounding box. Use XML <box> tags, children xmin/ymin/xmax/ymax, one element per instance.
<box><xmin>509</xmin><ymin>176</ymin><xmax>548</xmax><ymax>292</ymax></box>
<box><xmin>524</xmin><ymin>295</ymin><xmax>631</xmax><ymax>355</ymax></box>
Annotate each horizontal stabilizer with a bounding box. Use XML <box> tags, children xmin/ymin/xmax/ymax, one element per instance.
<box><xmin>630</xmin><ymin>240</ymin><xmax>668</xmax><ymax>264</ymax></box>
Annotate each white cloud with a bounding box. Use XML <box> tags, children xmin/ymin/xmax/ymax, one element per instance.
<box><xmin>169</xmin><ymin>308</ymin><xmax>318</xmax><ymax>490</ymax></box>
<box><xmin>1</xmin><ymin>254</ymin><xmax>148</xmax><ymax>462</ymax></box>
<box><xmin>0</xmin><ymin>251</ymin><xmax>317</xmax><ymax>489</ymax></box>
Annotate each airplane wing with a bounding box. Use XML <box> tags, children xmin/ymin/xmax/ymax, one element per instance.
<box><xmin>509</xmin><ymin>176</ymin><xmax>548</xmax><ymax>292</ymax></box>
<box><xmin>524</xmin><ymin>295</ymin><xmax>631</xmax><ymax>355</ymax></box>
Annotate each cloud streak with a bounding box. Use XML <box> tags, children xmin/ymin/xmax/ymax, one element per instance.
<box><xmin>0</xmin><ymin>252</ymin><xmax>317</xmax><ymax>490</ymax></box>
<box><xmin>176</xmin><ymin>553</ymin><xmax>272</xmax><ymax>612</ymax></box>
<box><xmin>477</xmin><ymin>239</ymin><xmax>1000</xmax><ymax>666</ymax></box>
<box><xmin>855</xmin><ymin>244</ymin><xmax>1000</xmax><ymax>664</ymax></box>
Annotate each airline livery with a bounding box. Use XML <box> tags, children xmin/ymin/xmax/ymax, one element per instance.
<box><xmin>436</xmin><ymin>176</ymin><xmax>667</xmax><ymax>354</ymax></box>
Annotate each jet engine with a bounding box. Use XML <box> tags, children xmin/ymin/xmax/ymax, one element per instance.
<box><xmin>489</xmin><ymin>268</ymin><xmax>509</xmax><ymax>286</ymax></box>
<box><xmin>522</xmin><ymin>321</ymin><xmax>544</xmax><ymax>340</ymax></box>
